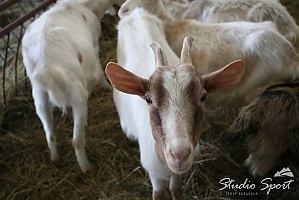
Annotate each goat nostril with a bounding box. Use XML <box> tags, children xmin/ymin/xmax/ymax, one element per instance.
<box><xmin>170</xmin><ymin>149</ymin><xmax>190</xmax><ymax>163</ymax></box>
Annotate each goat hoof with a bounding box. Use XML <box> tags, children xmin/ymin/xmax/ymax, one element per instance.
<box><xmin>51</xmin><ymin>155</ymin><xmax>63</xmax><ymax>168</ymax></box>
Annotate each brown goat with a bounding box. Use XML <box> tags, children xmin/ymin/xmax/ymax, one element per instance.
<box><xmin>228</xmin><ymin>82</ymin><xmax>299</xmax><ymax>177</ymax></box>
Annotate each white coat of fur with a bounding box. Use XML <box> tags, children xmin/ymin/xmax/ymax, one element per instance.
<box><xmin>22</xmin><ymin>0</ymin><xmax>114</xmax><ymax>173</ymax></box>
<box><xmin>161</xmin><ymin>0</ymin><xmax>190</xmax><ymax>19</ymax></box>
<box><xmin>182</xmin><ymin>0</ymin><xmax>299</xmax><ymax>50</ymax></box>
<box><xmin>115</xmin><ymin>8</ymin><xmax>200</xmax><ymax>199</ymax></box>
<box><xmin>118</xmin><ymin>0</ymin><xmax>299</xmax><ymax>108</ymax></box>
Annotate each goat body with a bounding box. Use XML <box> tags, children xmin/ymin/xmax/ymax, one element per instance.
<box><xmin>228</xmin><ymin>82</ymin><xmax>299</xmax><ymax>177</ymax></box>
<box><xmin>107</xmin><ymin>8</ymin><xmax>245</xmax><ymax>199</ymax></box>
<box><xmin>112</xmin><ymin>8</ymin><xmax>184</xmax><ymax>199</ymax></box>
<box><xmin>119</xmin><ymin>0</ymin><xmax>299</xmax><ymax>108</ymax></box>
<box><xmin>182</xmin><ymin>0</ymin><xmax>299</xmax><ymax>50</ymax></box>
<box><xmin>22</xmin><ymin>0</ymin><xmax>113</xmax><ymax>173</ymax></box>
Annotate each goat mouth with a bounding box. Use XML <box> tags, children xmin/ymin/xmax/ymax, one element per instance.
<box><xmin>168</xmin><ymin>161</ymin><xmax>192</xmax><ymax>175</ymax></box>
<box><xmin>165</xmin><ymin>149</ymin><xmax>194</xmax><ymax>174</ymax></box>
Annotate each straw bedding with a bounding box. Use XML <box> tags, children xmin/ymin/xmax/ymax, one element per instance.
<box><xmin>0</xmin><ymin>1</ymin><xmax>298</xmax><ymax>199</ymax></box>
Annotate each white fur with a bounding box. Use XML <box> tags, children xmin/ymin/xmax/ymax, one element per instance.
<box><xmin>161</xmin><ymin>0</ymin><xmax>189</xmax><ymax>19</ymax></box>
<box><xmin>118</xmin><ymin>0</ymin><xmax>299</xmax><ymax>108</ymax></box>
<box><xmin>21</xmin><ymin>0</ymin><xmax>115</xmax><ymax>173</ymax></box>
<box><xmin>182</xmin><ymin>0</ymin><xmax>299</xmax><ymax>51</ymax></box>
<box><xmin>115</xmin><ymin>8</ymin><xmax>200</xmax><ymax>199</ymax></box>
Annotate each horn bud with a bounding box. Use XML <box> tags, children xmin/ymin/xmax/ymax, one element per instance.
<box><xmin>150</xmin><ymin>41</ymin><xmax>168</xmax><ymax>67</ymax></box>
<box><xmin>180</xmin><ymin>36</ymin><xmax>194</xmax><ymax>64</ymax></box>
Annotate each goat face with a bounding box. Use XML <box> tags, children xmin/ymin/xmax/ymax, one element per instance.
<box><xmin>146</xmin><ymin>63</ymin><xmax>205</xmax><ymax>174</ymax></box>
<box><xmin>105</xmin><ymin>36</ymin><xmax>245</xmax><ymax>174</ymax></box>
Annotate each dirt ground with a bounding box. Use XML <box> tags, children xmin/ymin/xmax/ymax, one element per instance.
<box><xmin>0</xmin><ymin>1</ymin><xmax>299</xmax><ymax>200</ymax></box>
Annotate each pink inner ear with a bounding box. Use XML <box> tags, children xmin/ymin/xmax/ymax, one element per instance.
<box><xmin>105</xmin><ymin>62</ymin><xmax>148</xmax><ymax>96</ymax></box>
<box><xmin>202</xmin><ymin>60</ymin><xmax>245</xmax><ymax>92</ymax></box>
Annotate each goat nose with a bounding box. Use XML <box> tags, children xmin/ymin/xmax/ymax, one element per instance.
<box><xmin>170</xmin><ymin>148</ymin><xmax>191</xmax><ymax>164</ymax></box>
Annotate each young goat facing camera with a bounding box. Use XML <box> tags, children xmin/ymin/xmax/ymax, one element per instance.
<box><xmin>105</xmin><ymin>8</ymin><xmax>245</xmax><ymax>199</ymax></box>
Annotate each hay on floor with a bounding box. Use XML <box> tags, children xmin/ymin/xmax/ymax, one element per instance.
<box><xmin>0</xmin><ymin>1</ymin><xmax>299</xmax><ymax>200</ymax></box>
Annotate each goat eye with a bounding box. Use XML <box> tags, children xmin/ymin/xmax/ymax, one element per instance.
<box><xmin>200</xmin><ymin>94</ymin><xmax>207</xmax><ymax>102</ymax></box>
<box><xmin>145</xmin><ymin>96</ymin><xmax>153</xmax><ymax>104</ymax></box>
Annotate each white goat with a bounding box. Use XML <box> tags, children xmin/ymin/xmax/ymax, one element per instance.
<box><xmin>118</xmin><ymin>0</ymin><xmax>299</xmax><ymax>108</ymax></box>
<box><xmin>182</xmin><ymin>0</ymin><xmax>299</xmax><ymax>50</ymax></box>
<box><xmin>106</xmin><ymin>8</ymin><xmax>245</xmax><ymax>199</ymax></box>
<box><xmin>22</xmin><ymin>0</ymin><xmax>114</xmax><ymax>173</ymax></box>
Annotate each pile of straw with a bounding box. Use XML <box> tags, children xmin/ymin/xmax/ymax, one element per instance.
<box><xmin>0</xmin><ymin>1</ymin><xmax>298</xmax><ymax>199</ymax></box>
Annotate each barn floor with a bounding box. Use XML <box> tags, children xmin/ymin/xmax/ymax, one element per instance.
<box><xmin>0</xmin><ymin>1</ymin><xmax>299</xmax><ymax>199</ymax></box>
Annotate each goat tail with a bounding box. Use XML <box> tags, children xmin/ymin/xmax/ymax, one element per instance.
<box><xmin>32</xmin><ymin>65</ymin><xmax>88</xmax><ymax>113</ymax></box>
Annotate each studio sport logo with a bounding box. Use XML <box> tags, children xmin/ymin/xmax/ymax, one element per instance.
<box><xmin>261</xmin><ymin>167</ymin><xmax>295</xmax><ymax>195</ymax></box>
<box><xmin>219</xmin><ymin>167</ymin><xmax>296</xmax><ymax>196</ymax></box>
<box><xmin>274</xmin><ymin>167</ymin><xmax>294</xmax><ymax>178</ymax></box>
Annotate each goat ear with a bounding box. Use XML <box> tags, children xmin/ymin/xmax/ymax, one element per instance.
<box><xmin>105</xmin><ymin>62</ymin><xmax>148</xmax><ymax>96</ymax></box>
<box><xmin>201</xmin><ymin>60</ymin><xmax>245</xmax><ymax>92</ymax></box>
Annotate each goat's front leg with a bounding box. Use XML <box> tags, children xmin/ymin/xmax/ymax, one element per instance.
<box><xmin>72</xmin><ymin>99</ymin><xmax>90</xmax><ymax>173</ymax></box>
<box><xmin>149</xmin><ymin>172</ymin><xmax>166</xmax><ymax>200</ymax></box>
<box><xmin>32</xmin><ymin>87</ymin><xmax>58</xmax><ymax>163</ymax></box>
<box><xmin>170</xmin><ymin>174</ymin><xmax>183</xmax><ymax>200</ymax></box>
<box><xmin>246</xmin><ymin>144</ymin><xmax>283</xmax><ymax>177</ymax></box>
